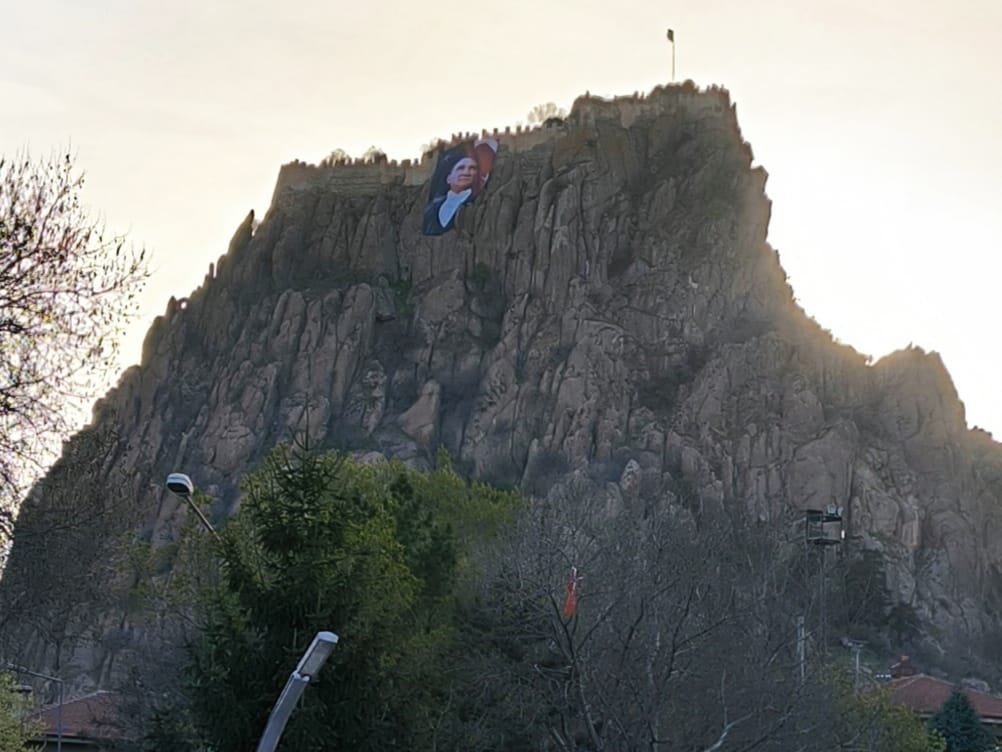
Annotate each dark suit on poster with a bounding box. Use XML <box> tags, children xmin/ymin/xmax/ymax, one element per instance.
<box><xmin>422</xmin><ymin>189</ymin><xmax>474</xmax><ymax>235</ymax></box>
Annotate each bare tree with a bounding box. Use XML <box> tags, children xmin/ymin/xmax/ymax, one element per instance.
<box><xmin>526</xmin><ymin>102</ymin><xmax>568</xmax><ymax>126</ymax></box>
<box><xmin>361</xmin><ymin>145</ymin><xmax>387</xmax><ymax>163</ymax></box>
<box><xmin>322</xmin><ymin>148</ymin><xmax>351</xmax><ymax>166</ymax></box>
<box><xmin>446</xmin><ymin>474</ymin><xmax>838</xmax><ymax>751</ymax></box>
<box><xmin>0</xmin><ymin>151</ymin><xmax>147</xmax><ymax>547</ymax></box>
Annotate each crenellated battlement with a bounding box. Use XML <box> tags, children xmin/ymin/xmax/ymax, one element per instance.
<box><xmin>168</xmin><ymin>82</ymin><xmax>741</xmax><ymax>347</ymax></box>
<box><xmin>270</xmin><ymin>81</ymin><xmax>736</xmax><ymax>205</ymax></box>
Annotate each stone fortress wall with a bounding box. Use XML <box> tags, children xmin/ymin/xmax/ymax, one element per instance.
<box><xmin>270</xmin><ymin>81</ymin><xmax>736</xmax><ymax>205</ymax></box>
<box><xmin>155</xmin><ymin>82</ymin><xmax>738</xmax><ymax>330</ymax></box>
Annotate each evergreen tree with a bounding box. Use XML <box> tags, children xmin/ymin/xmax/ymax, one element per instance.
<box><xmin>146</xmin><ymin>446</ymin><xmax>519</xmax><ymax>752</ymax></box>
<box><xmin>929</xmin><ymin>688</ymin><xmax>995</xmax><ymax>752</ymax></box>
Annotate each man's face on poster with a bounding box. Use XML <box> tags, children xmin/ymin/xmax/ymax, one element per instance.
<box><xmin>447</xmin><ymin>157</ymin><xmax>478</xmax><ymax>193</ymax></box>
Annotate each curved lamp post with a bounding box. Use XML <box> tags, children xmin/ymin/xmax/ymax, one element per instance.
<box><xmin>256</xmin><ymin>631</ymin><xmax>339</xmax><ymax>752</ymax></box>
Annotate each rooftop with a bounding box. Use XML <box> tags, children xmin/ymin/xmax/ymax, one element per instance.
<box><xmin>888</xmin><ymin>674</ymin><xmax>1002</xmax><ymax>722</ymax></box>
<box><xmin>29</xmin><ymin>691</ymin><xmax>126</xmax><ymax>743</ymax></box>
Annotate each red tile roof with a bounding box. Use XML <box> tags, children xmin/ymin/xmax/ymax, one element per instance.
<box><xmin>888</xmin><ymin>674</ymin><xmax>1002</xmax><ymax>722</ymax></box>
<box><xmin>30</xmin><ymin>691</ymin><xmax>125</xmax><ymax>741</ymax></box>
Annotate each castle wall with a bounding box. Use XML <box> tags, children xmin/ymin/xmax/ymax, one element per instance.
<box><xmin>270</xmin><ymin>82</ymin><xmax>735</xmax><ymax>206</ymax></box>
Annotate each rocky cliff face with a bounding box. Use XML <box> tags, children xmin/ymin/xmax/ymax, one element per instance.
<box><xmin>5</xmin><ymin>83</ymin><xmax>1002</xmax><ymax>689</ymax></box>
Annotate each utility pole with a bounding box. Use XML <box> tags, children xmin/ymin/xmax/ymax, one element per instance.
<box><xmin>847</xmin><ymin>639</ymin><xmax>866</xmax><ymax>687</ymax></box>
<box><xmin>796</xmin><ymin>615</ymin><xmax>806</xmax><ymax>684</ymax></box>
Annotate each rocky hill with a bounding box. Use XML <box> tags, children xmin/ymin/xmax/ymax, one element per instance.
<box><xmin>5</xmin><ymin>82</ymin><xmax>1002</xmax><ymax>691</ymax></box>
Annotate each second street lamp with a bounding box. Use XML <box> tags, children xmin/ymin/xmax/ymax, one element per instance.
<box><xmin>256</xmin><ymin>631</ymin><xmax>339</xmax><ymax>752</ymax></box>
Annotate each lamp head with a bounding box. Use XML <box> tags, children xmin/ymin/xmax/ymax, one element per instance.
<box><xmin>166</xmin><ymin>473</ymin><xmax>194</xmax><ymax>497</ymax></box>
<box><xmin>296</xmin><ymin>631</ymin><xmax>339</xmax><ymax>678</ymax></box>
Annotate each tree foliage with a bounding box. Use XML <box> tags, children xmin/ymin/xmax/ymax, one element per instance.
<box><xmin>441</xmin><ymin>475</ymin><xmax>845</xmax><ymax>751</ymax></box>
<box><xmin>831</xmin><ymin>675</ymin><xmax>946</xmax><ymax>752</ymax></box>
<box><xmin>840</xmin><ymin>549</ymin><xmax>893</xmax><ymax>637</ymax></box>
<box><xmin>437</xmin><ymin>475</ymin><xmax>954</xmax><ymax>752</ymax></box>
<box><xmin>320</xmin><ymin>148</ymin><xmax>350</xmax><ymax>167</ymax></box>
<box><xmin>876</xmin><ymin>701</ymin><xmax>947</xmax><ymax>752</ymax></box>
<box><xmin>886</xmin><ymin>602</ymin><xmax>922</xmax><ymax>647</ymax></box>
<box><xmin>0</xmin><ymin>672</ymin><xmax>32</xmax><ymax>752</ymax></box>
<box><xmin>146</xmin><ymin>446</ymin><xmax>519</xmax><ymax>752</ymax></box>
<box><xmin>526</xmin><ymin>102</ymin><xmax>567</xmax><ymax>125</ymax></box>
<box><xmin>929</xmin><ymin>688</ymin><xmax>995</xmax><ymax>752</ymax></box>
<box><xmin>0</xmin><ymin>151</ymin><xmax>147</xmax><ymax>544</ymax></box>
<box><xmin>360</xmin><ymin>145</ymin><xmax>386</xmax><ymax>163</ymax></box>
<box><xmin>0</xmin><ymin>425</ymin><xmax>137</xmax><ymax>642</ymax></box>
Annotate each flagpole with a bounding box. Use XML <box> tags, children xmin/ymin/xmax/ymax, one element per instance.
<box><xmin>667</xmin><ymin>28</ymin><xmax>676</xmax><ymax>81</ymax></box>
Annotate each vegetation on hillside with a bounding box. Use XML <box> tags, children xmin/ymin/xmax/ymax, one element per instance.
<box><xmin>832</xmin><ymin>676</ymin><xmax>946</xmax><ymax>752</ymax></box>
<box><xmin>526</xmin><ymin>102</ymin><xmax>567</xmax><ymax>125</ymax></box>
<box><xmin>0</xmin><ymin>672</ymin><xmax>34</xmax><ymax>752</ymax></box>
<box><xmin>440</xmin><ymin>475</ymin><xmax>950</xmax><ymax>751</ymax></box>
<box><xmin>139</xmin><ymin>446</ymin><xmax>519</xmax><ymax>751</ymax></box>
<box><xmin>126</xmin><ymin>448</ymin><xmax>961</xmax><ymax>751</ymax></box>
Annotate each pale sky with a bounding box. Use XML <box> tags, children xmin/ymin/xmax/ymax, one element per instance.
<box><xmin>3</xmin><ymin>0</ymin><xmax>1001</xmax><ymax>437</ymax></box>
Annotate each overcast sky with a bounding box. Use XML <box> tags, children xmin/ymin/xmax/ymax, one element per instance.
<box><xmin>3</xmin><ymin>0</ymin><xmax>1001</xmax><ymax>436</ymax></box>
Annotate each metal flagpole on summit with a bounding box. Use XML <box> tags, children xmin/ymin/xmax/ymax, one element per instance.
<box><xmin>667</xmin><ymin>28</ymin><xmax>675</xmax><ymax>81</ymax></box>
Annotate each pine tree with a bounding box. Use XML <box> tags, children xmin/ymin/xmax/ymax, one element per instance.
<box><xmin>929</xmin><ymin>688</ymin><xmax>995</xmax><ymax>752</ymax></box>
<box><xmin>143</xmin><ymin>446</ymin><xmax>520</xmax><ymax>752</ymax></box>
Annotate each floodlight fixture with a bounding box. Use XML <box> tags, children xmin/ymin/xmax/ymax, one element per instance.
<box><xmin>296</xmin><ymin>631</ymin><xmax>339</xmax><ymax>678</ymax></box>
<box><xmin>165</xmin><ymin>472</ymin><xmax>194</xmax><ymax>496</ymax></box>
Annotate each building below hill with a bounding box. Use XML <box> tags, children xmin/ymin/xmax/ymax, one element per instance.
<box><xmin>28</xmin><ymin>691</ymin><xmax>126</xmax><ymax>751</ymax></box>
<box><xmin>888</xmin><ymin>674</ymin><xmax>1002</xmax><ymax>742</ymax></box>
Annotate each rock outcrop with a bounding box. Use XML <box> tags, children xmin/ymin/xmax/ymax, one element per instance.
<box><xmin>5</xmin><ymin>82</ymin><xmax>1002</xmax><ymax>691</ymax></box>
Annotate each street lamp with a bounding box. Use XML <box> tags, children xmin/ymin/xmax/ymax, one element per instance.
<box><xmin>165</xmin><ymin>472</ymin><xmax>220</xmax><ymax>541</ymax></box>
<box><xmin>256</xmin><ymin>631</ymin><xmax>339</xmax><ymax>752</ymax></box>
<box><xmin>5</xmin><ymin>664</ymin><xmax>63</xmax><ymax>752</ymax></box>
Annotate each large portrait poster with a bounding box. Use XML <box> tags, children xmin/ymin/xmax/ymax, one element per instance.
<box><xmin>422</xmin><ymin>138</ymin><xmax>498</xmax><ymax>236</ymax></box>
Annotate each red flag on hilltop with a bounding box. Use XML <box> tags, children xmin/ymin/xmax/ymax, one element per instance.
<box><xmin>562</xmin><ymin>566</ymin><xmax>578</xmax><ymax>618</ymax></box>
